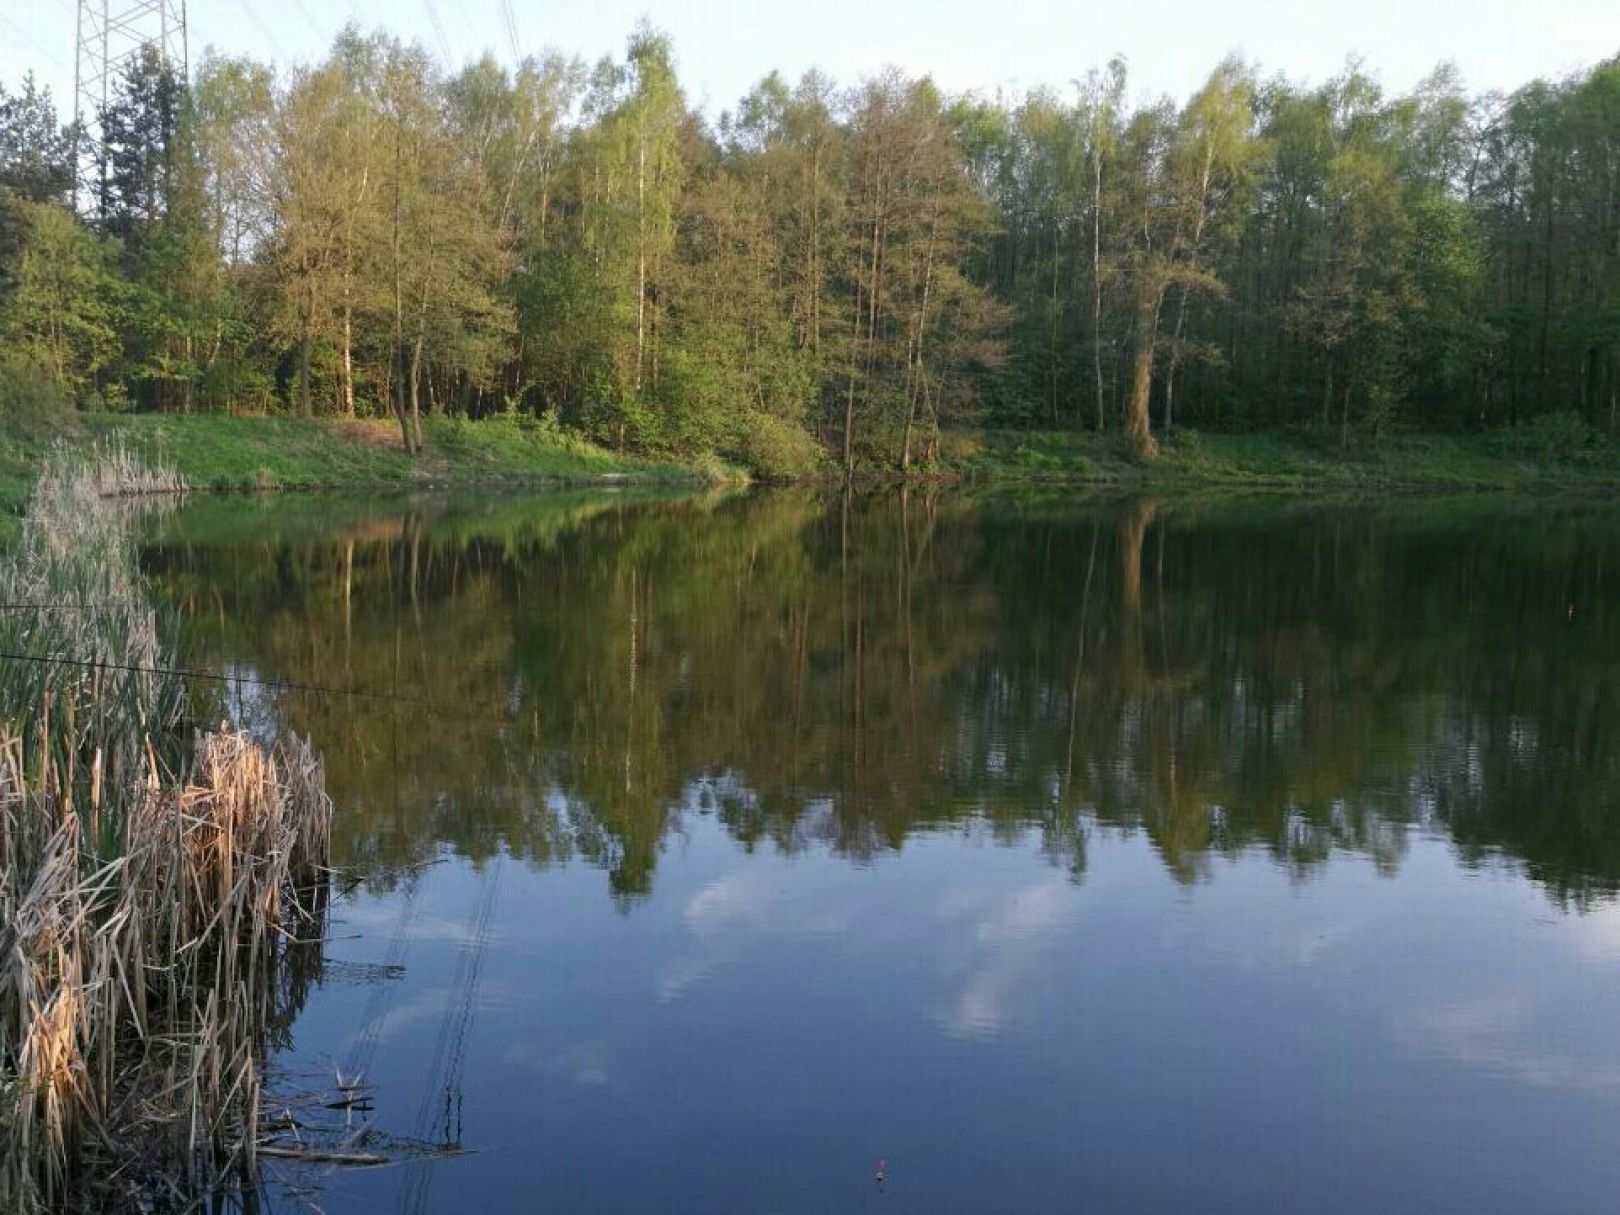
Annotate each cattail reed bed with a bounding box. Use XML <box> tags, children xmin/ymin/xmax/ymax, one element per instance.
<box><xmin>0</xmin><ymin>448</ymin><xmax>335</xmax><ymax>1214</ymax></box>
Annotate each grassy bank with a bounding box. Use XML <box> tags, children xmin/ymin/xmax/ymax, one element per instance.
<box><xmin>0</xmin><ymin>410</ymin><xmax>713</xmax><ymax>517</ymax></box>
<box><xmin>938</xmin><ymin>428</ymin><xmax>1620</xmax><ymax>491</ymax></box>
<box><xmin>7</xmin><ymin>411</ymin><xmax>1620</xmax><ymax>524</ymax></box>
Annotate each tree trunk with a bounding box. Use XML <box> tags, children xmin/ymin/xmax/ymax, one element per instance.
<box><xmin>901</xmin><ymin>386</ymin><xmax>916</xmax><ymax>472</ymax></box>
<box><xmin>1092</xmin><ymin>146</ymin><xmax>1106</xmax><ymax>432</ymax></box>
<box><xmin>842</xmin><ymin>322</ymin><xmax>858</xmax><ymax>479</ymax></box>
<box><xmin>1164</xmin><ymin>284</ymin><xmax>1190</xmax><ymax>430</ymax></box>
<box><xmin>299</xmin><ymin>277</ymin><xmax>316</xmax><ymax>418</ymax></box>
<box><xmin>1340</xmin><ymin>372</ymin><xmax>1354</xmax><ymax>450</ymax></box>
<box><xmin>843</xmin><ymin>182</ymin><xmax>881</xmax><ymax>480</ymax></box>
<box><xmin>1163</xmin><ymin>145</ymin><xmax>1214</xmax><ymax>433</ymax></box>
<box><xmin>634</xmin><ymin>131</ymin><xmax>646</xmax><ymax>395</ymax></box>
<box><xmin>340</xmin><ymin>165</ymin><xmax>368</xmax><ymax>418</ymax></box>
<box><xmin>298</xmin><ymin>334</ymin><xmax>312</xmax><ymax>419</ymax></box>
<box><xmin>809</xmin><ymin>137</ymin><xmax>822</xmax><ymax>353</ymax></box>
<box><xmin>1050</xmin><ymin>220</ymin><xmax>1060</xmax><ymax>428</ymax></box>
<box><xmin>410</xmin><ymin>333</ymin><xmax>425</xmax><ymax>453</ymax></box>
<box><xmin>391</xmin><ymin>130</ymin><xmax>411</xmax><ymax>455</ymax></box>
<box><xmin>340</xmin><ymin>304</ymin><xmax>355</xmax><ymax>416</ymax></box>
<box><xmin>903</xmin><ymin>218</ymin><xmax>939</xmax><ymax>473</ymax></box>
<box><xmin>1125</xmin><ymin>284</ymin><xmax>1162</xmax><ymax>459</ymax></box>
<box><xmin>392</xmin><ymin>338</ymin><xmax>412</xmax><ymax>453</ymax></box>
<box><xmin>1610</xmin><ymin>356</ymin><xmax>1618</xmax><ymax>431</ymax></box>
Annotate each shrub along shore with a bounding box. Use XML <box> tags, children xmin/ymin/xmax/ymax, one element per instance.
<box><xmin>0</xmin><ymin>409</ymin><xmax>719</xmax><ymax>517</ymax></box>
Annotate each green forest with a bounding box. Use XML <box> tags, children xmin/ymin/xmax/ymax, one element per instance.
<box><xmin>1</xmin><ymin>28</ymin><xmax>1617</xmax><ymax>475</ymax></box>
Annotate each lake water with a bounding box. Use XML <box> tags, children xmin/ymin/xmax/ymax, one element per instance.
<box><xmin>144</xmin><ymin>488</ymin><xmax>1620</xmax><ymax>1213</ymax></box>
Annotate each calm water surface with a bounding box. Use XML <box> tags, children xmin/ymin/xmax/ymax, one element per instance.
<box><xmin>145</xmin><ymin>489</ymin><xmax>1620</xmax><ymax>1213</ymax></box>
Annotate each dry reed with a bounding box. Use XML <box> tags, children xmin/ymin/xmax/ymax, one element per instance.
<box><xmin>0</xmin><ymin>447</ymin><xmax>332</xmax><ymax>1214</ymax></box>
<box><xmin>82</xmin><ymin>436</ymin><xmax>188</xmax><ymax>499</ymax></box>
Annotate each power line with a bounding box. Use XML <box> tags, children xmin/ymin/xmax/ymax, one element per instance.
<box><xmin>498</xmin><ymin>0</ymin><xmax>519</xmax><ymax>61</ymax></box>
<box><xmin>227</xmin><ymin>0</ymin><xmax>286</xmax><ymax>59</ymax></box>
<box><xmin>419</xmin><ymin>0</ymin><xmax>451</xmax><ymax>63</ymax></box>
<box><xmin>398</xmin><ymin>850</ymin><xmax>503</xmax><ymax>1215</ymax></box>
<box><xmin>0</xmin><ymin>646</ymin><xmax>536</xmax><ymax>728</ymax></box>
<box><xmin>285</xmin><ymin>0</ymin><xmax>330</xmax><ymax>45</ymax></box>
<box><xmin>0</xmin><ymin>647</ymin><xmax>436</xmax><ymax>708</ymax></box>
<box><xmin>0</xmin><ymin>10</ymin><xmax>73</xmax><ymax>75</ymax></box>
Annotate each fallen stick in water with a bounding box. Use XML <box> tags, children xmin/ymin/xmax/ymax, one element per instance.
<box><xmin>256</xmin><ymin>1146</ymin><xmax>390</xmax><ymax>1166</ymax></box>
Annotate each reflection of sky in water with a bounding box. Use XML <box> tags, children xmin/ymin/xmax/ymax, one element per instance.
<box><xmin>210</xmin><ymin>664</ymin><xmax>283</xmax><ymax>744</ymax></box>
<box><xmin>275</xmin><ymin>810</ymin><xmax>1620</xmax><ymax>1214</ymax></box>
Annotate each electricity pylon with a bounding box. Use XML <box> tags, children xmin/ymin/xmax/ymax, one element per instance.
<box><xmin>73</xmin><ymin>1</ymin><xmax>188</xmax><ymax>208</ymax></box>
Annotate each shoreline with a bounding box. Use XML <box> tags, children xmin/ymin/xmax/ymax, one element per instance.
<box><xmin>6</xmin><ymin>413</ymin><xmax>1620</xmax><ymax>521</ymax></box>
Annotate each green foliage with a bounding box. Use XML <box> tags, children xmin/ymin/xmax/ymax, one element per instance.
<box><xmin>736</xmin><ymin>413</ymin><xmax>824</xmax><ymax>480</ymax></box>
<box><xmin>0</xmin><ymin>353</ymin><xmax>70</xmax><ymax>425</ymax></box>
<box><xmin>1493</xmin><ymin>410</ymin><xmax>1603</xmax><ymax>462</ymax></box>
<box><xmin>0</xmin><ymin>75</ymin><xmax>75</xmax><ymax>206</ymax></box>
<box><xmin>0</xmin><ymin>356</ymin><xmax>74</xmax><ymax>518</ymax></box>
<box><xmin>0</xmin><ymin>198</ymin><xmax>125</xmax><ymax>400</ymax></box>
<box><xmin>647</xmin><ymin>345</ymin><xmax>739</xmax><ymax>453</ymax></box>
<box><xmin>938</xmin><ymin>426</ymin><xmax>1620</xmax><ymax>490</ymax></box>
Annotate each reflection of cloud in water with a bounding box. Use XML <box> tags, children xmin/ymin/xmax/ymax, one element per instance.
<box><xmin>683</xmin><ymin>870</ymin><xmax>778</xmax><ymax>937</ymax></box>
<box><xmin>660</xmin><ymin>870</ymin><xmax>783</xmax><ymax>1002</ymax></box>
<box><xmin>341</xmin><ymin>986</ymin><xmax>448</xmax><ymax>1052</ymax></box>
<box><xmin>339</xmin><ymin>901</ymin><xmax>504</xmax><ymax>948</ymax></box>
<box><xmin>658</xmin><ymin>952</ymin><xmax>723</xmax><ymax>1003</ymax></box>
<box><xmin>679</xmin><ymin>866</ymin><xmax>863</xmax><ymax>939</ymax></box>
<box><xmin>1158</xmin><ymin>898</ymin><xmax>1362</xmax><ymax>970</ymax></box>
<box><xmin>932</xmin><ymin>878</ymin><xmax>1076</xmax><ymax>1039</ymax></box>
<box><xmin>1397</xmin><ymin>906</ymin><xmax>1620</xmax><ymax>1091</ymax></box>
<box><xmin>1404</xmin><ymin>994</ymin><xmax>1620</xmax><ymax>1091</ymax></box>
<box><xmin>661</xmin><ymin>866</ymin><xmax>860</xmax><ymax>1001</ymax></box>
<box><xmin>663</xmin><ymin>862</ymin><xmax>1082</xmax><ymax>1039</ymax></box>
<box><xmin>501</xmin><ymin>1037</ymin><xmax>617</xmax><ymax>1088</ymax></box>
<box><xmin>1569</xmin><ymin>902</ymin><xmax>1620</xmax><ymax>963</ymax></box>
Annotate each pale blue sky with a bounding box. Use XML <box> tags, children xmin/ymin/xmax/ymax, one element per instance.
<box><xmin>3</xmin><ymin>0</ymin><xmax>1617</xmax><ymax>122</ymax></box>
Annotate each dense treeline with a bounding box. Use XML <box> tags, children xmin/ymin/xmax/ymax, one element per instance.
<box><xmin>1</xmin><ymin>29</ymin><xmax>1617</xmax><ymax>472</ymax></box>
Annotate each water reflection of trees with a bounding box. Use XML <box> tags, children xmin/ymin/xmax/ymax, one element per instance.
<box><xmin>144</xmin><ymin>491</ymin><xmax>1620</xmax><ymax>908</ymax></box>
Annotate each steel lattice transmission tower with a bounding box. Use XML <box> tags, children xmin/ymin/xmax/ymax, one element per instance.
<box><xmin>73</xmin><ymin>0</ymin><xmax>188</xmax><ymax>206</ymax></box>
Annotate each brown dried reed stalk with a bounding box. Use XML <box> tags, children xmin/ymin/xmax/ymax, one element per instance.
<box><xmin>1</xmin><ymin>446</ymin><xmax>331</xmax><ymax>1214</ymax></box>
